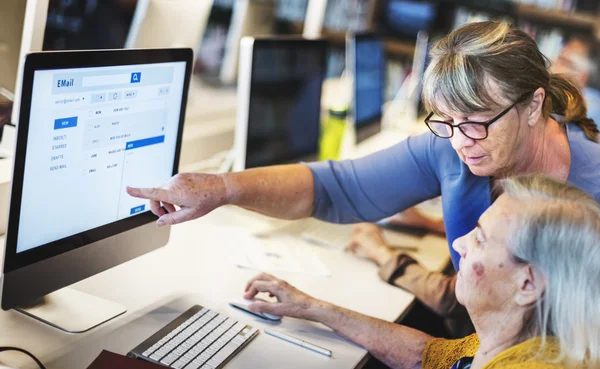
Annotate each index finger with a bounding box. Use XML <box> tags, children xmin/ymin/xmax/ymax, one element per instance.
<box><xmin>127</xmin><ymin>186</ymin><xmax>174</xmax><ymax>203</ymax></box>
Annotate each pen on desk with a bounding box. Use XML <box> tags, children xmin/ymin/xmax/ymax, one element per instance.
<box><xmin>264</xmin><ymin>328</ymin><xmax>332</xmax><ymax>357</ymax></box>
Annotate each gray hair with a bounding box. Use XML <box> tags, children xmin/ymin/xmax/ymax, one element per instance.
<box><xmin>422</xmin><ymin>21</ymin><xmax>598</xmax><ymax>142</ymax></box>
<box><xmin>501</xmin><ymin>175</ymin><xmax>600</xmax><ymax>367</ymax></box>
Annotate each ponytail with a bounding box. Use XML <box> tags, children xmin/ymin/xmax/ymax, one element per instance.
<box><xmin>547</xmin><ymin>74</ymin><xmax>599</xmax><ymax>142</ymax></box>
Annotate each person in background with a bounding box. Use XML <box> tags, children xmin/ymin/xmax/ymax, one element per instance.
<box><xmin>244</xmin><ymin>176</ymin><xmax>600</xmax><ymax>369</ymax></box>
<box><xmin>552</xmin><ymin>35</ymin><xmax>600</xmax><ymax>128</ymax></box>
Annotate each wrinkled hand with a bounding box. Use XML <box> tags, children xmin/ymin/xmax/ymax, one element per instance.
<box><xmin>126</xmin><ymin>173</ymin><xmax>229</xmax><ymax>226</ymax></box>
<box><xmin>346</xmin><ymin>223</ymin><xmax>394</xmax><ymax>266</ymax></box>
<box><xmin>243</xmin><ymin>273</ymin><xmax>326</xmax><ymax>321</ymax></box>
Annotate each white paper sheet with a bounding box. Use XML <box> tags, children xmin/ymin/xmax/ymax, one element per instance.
<box><xmin>231</xmin><ymin>231</ymin><xmax>331</xmax><ymax>277</ymax></box>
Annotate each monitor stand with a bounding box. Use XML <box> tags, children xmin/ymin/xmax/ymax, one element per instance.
<box><xmin>15</xmin><ymin>288</ymin><xmax>127</xmax><ymax>334</ymax></box>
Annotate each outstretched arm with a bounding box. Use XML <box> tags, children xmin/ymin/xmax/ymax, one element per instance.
<box><xmin>126</xmin><ymin>165</ymin><xmax>315</xmax><ymax>226</ymax></box>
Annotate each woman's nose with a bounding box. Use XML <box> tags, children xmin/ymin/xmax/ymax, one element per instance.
<box><xmin>452</xmin><ymin>235</ymin><xmax>467</xmax><ymax>258</ymax></box>
<box><xmin>450</xmin><ymin>127</ymin><xmax>476</xmax><ymax>151</ymax></box>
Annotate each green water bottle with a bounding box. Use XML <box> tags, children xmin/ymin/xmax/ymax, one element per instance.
<box><xmin>319</xmin><ymin>106</ymin><xmax>348</xmax><ymax>161</ymax></box>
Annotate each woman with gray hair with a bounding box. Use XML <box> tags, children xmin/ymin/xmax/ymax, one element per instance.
<box><xmin>126</xmin><ymin>21</ymin><xmax>600</xmax><ymax>324</ymax></box>
<box><xmin>244</xmin><ymin>175</ymin><xmax>600</xmax><ymax>369</ymax></box>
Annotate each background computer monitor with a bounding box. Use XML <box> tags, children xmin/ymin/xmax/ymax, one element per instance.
<box><xmin>219</xmin><ymin>0</ymin><xmax>276</xmax><ymax>85</ymax></box>
<box><xmin>347</xmin><ymin>33</ymin><xmax>385</xmax><ymax>144</ymax></box>
<box><xmin>4</xmin><ymin>0</ymin><xmax>50</xmax><ymax>127</ymax></box>
<box><xmin>125</xmin><ymin>0</ymin><xmax>213</xmax><ymax>56</ymax></box>
<box><xmin>0</xmin><ymin>48</ymin><xmax>193</xmax><ymax>333</ymax></box>
<box><xmin>233</xmin><ymin>37</ymin><xmax>327</xmax><ymax>171</ymax></box>
<box><xmin>43</xmin><ymin>0</ymin><xmax>139</xmax><ymax>51</ymax></box>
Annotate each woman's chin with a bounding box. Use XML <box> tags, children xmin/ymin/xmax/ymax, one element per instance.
<box><xmin>466</xmin><ymin>162</ymin><xmax>495</xmax><ymax>177</ymax></box>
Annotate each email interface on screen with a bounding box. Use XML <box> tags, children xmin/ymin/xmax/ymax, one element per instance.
<box><xmin>17</xmin><ymin>62</ymin><xmax>187</xmax><ymax>253</ymax></box>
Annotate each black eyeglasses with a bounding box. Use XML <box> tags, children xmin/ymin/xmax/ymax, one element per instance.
<box><xmin>424</xmin><ymin>103</ymin><xmax>517</xmax><ymax>140</ymax></box>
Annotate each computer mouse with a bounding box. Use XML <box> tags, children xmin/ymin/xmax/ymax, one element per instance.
<box><xmin>229</xmin><ymin>298</ymin><xmax>281</xmax><ymax>321</ymax></box>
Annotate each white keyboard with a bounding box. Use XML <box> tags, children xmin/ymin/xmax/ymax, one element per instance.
<box><xmin>129</xmin><ymin>305</ymin><xmax>258</xmax><ymax>369</ymax></box>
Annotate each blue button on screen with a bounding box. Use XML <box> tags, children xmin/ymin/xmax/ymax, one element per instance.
<box><xmin>130</xmin><ymin>204</ymin><xmax>146</xmax><ymax>215</ymax></box>
<box><xmin>54</xmin><ymin>116</ymin><xmax>78</xmax><ymax>130</ymax></box>
<box><xmin>130</xmin><ymin>72</ymin><xmax>141</xmax><ymax>83</ymax></box>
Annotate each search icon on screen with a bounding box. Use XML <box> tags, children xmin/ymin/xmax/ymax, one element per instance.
<box><xmin>131</xmin><ymin>72</ymin><xmax>141</xmax><ymax>83</ymax></box>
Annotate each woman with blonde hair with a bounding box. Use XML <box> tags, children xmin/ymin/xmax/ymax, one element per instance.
<box><xmin>244</xmin><ymin>175</ymin><xmax>600</xmax><ymax>369</ymax></box>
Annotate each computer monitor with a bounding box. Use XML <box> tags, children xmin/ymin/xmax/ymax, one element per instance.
<box><xmin>0</xmin><ymin>48</ymin><xmax>193</xmax><ymax>333</ymax></box>
<box><xmin>233</xmin><ymin>37</ymin><xmax>327</xmax><ymax>171</ymax></box>
<box><xmin>3</xmin><ymin>0</ymin><xmax>50</xmax><ymax>127</ymax></box>
<box><xmin>43</xmin><ymin>0</ymin><xmax>139</xmax><ymax>51</ymax></box>
<box><xmin>125</xmin><ymin>0</ymin><xmax>213</xmax><ymax>56</ymax></box>
<box><xmin>347</xmin><ymin>33</ymin><xmax>385</xmax><ymax>144</ymax></box>
<box><xmin>219</xmin><ymin>0</ymin><xmax>276</xmax><ymax>85</ymax></box>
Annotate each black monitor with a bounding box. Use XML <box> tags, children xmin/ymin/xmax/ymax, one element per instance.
<box><xmin>43</xmin><ymin>0</ymin><xmax>138</xmax><ymax>51</ymax></box>
<box><xmin>0</xmin><ymin>48</ymin><xmax>192</xmax><ymax>333</ymax></box>
<box><xmin>233</xmin><ymin>37</ymin><xmax>328</xmax><ymax>171</ymax></box>
<box><xmin>347</xmin><ymin>33</ymin><xmax>385</xmax><ymax>144</ymax></box>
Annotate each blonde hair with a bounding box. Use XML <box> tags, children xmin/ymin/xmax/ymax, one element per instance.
<box><xmin>501</xmin><ymin>175</ymin><xmax>600</xmax><ymax>367</ymax></box>
<box><xmin>422</xmin><ymin>21</ymin><xmax>599</xmax><ymax>142</ymax></box>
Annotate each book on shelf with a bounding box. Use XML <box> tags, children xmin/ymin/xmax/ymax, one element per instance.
<box><xmin>513</xmin><ymin>0</ymin><xmax>599</xmax><ymax>13</ymax></box>
<box><xmin>323</xmin><ymin>0</ymin><xmax>371</xmax><ymax>31</ymax></box>
<box><xmin>276</xmin><ymin>0</ymin><xmax>308</xmax><ymax>22</ymax></box>
<box><xmin>452</xmin><ymin>8</ymin><xmax>567</xmax><ymax>63</ymax></box>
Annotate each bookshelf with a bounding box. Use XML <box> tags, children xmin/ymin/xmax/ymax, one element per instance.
<box><xmin>384</xmin><ymin>40</ymin><xmax>416</xmax><ymax>58</ymax></box>
<box><xmin>517</xmin><ymin>4</ymin><xmax>597</xmax><ymax>30</ymax></box>
<box><xmin>321</xmin><ymin>27</ymin><xmax>346</xmax><ymax>45</ymax></box>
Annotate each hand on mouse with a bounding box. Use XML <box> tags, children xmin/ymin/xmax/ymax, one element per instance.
<box><xmin>243</xmin><ymin>273</ymin><xmax>329</xmax><ymax>322</ymax></box>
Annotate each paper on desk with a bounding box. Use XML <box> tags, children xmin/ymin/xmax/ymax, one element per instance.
<box><xmin>231</xmin><ymin>231</ymin><xmax>331</xmax><ymax>277</ymax></box>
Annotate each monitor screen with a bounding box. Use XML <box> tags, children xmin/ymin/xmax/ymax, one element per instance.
<box><xmin>43</xmin><ymin>0</ymin><xmax>138</xmax><ymax>51</ymax></box>
<box><xmin>16</xmin><ymin>61</ymin><xmax>187</xmax><ymax>253</ymax></box>
<box><xmin>245</xmin><ymin>42</ymin><xmax>326</xmax><ymax>169</ymax></box>
<box><xmin>354</xmin><ymin>36</ymin><xmax>384</xmax><ymax>128</ymax></box>
<box><xmin>383</xmin><ymin>0</ymin><xmax>436</xmax><ymax>40</ymax></box>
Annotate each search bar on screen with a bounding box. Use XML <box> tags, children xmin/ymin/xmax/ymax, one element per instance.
<box><xmin>82</xmin><ymin>73</ymin><xmax>137</xmax><ymax>87</ymax></box>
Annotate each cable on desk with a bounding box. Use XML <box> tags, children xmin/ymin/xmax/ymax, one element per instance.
<box><xmin>0</xmin><ymin>347</ymin><xmax>46</xmax><ymax>369</ymax></box>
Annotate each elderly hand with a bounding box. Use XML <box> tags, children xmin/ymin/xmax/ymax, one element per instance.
<box><xmin>126</xmin><ymin>173</ymin><xmax>229</xmax><ymax>226</ymax></box>
<box><xmin>346</xmin><ymin>223</ymin><xmax>395</xmax><ymax>266</ymax></box>
<box><xmin>387</xmin><ymin>207</ymin><xmax>446</xmax><ymax>235</ymax></box>
<box><xmin>243</xmin><ymin>273</ymin><xmax>329</xmax><ymax>322</ymax></box>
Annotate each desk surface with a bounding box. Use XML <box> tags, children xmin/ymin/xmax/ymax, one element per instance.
<box><xmin>0</xmin><ymin>206</ymin><xmax>449</xmax><ymax>369</ymax></box>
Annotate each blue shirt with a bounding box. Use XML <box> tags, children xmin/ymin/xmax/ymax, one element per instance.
<box><xmin>306</xmin><ymin>123</ymin><xmax>600</xmax><ymax>270</ymax></box>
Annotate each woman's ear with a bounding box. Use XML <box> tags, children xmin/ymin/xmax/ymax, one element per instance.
<box><xmin>514</xmin><ymin>265</ymin><xmax>545</xmax><ymax>307</ymax></box>
<box><xmin>526</xmin><ymin>87</ymin><xmax>546</xmax><ymax>127</ymax></box>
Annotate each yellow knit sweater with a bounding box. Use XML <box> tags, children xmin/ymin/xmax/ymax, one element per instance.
<box><xmin>422</xmin><ymin>334</ymin><xmax>568</xmax><ymax>369</ymax></box>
